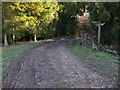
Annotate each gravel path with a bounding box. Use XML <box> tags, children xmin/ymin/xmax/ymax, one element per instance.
<box><xmin>3</xmin><ymin>40</ymin><xmax>118</xmax><ymax>88</ymax></box>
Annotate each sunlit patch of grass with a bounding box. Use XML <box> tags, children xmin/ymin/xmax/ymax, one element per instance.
<box><xmin>68</xmin><ymin>43</ymin><xmax>118</xmax><ymax>80</ymax></box>
<box><xmin>2</xmin><ymin>41</ymin><xmax>43</xmax><ymax>74</ymax></box>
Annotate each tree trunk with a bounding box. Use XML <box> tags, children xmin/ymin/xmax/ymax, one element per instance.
<box><xmin>30</xmin><ymin>34</ymin><xmax>32</xmax><ymax>41</ymax></box>
<box><xmin>13</xmin><ymin>29</ymin><xmax>15</xmax><ymax>43</ymax></box>
<box><xmin>34</xmin><ymin>33</ymin><xmax>37</xmax><ymax>42</ymax></box>
<box><xmin>4</xmin><ymin>33</ymin><xmax>8</xmax><ymax>47</ymax></box>
<box><xmin>13</xmin><ymin>34</ymin><xmax>15</xmax><ymax>43</ymax></box>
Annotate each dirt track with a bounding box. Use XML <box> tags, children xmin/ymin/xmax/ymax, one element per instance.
<box><xmin>3</xmin><ymin>39</ymin><xmax>118</xmax><ymax>88</ymax></box>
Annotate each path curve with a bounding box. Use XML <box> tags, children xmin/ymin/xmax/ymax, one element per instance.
<box><xmin>3</xmin><ymin>39</ymin><xmax>117</xmax><ymax>88</ymax></box>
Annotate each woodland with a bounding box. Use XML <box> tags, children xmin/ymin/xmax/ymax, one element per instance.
<box><xmin>2</xmin><ymin>2</ymin><xmax>120</xmax><ymax>53</ymax></box>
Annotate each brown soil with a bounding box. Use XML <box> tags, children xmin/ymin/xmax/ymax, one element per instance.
<box><xmin>2</xmin><ymin>39</ymin><xmax>118</xmax><ymax>88</ymax></box>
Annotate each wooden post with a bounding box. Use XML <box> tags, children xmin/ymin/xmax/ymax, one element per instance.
<box><xmin>92</xmin><ymin>21</ymin><xmax>105</xmax><ymax>44</ymax></box>
<box><xmin>98</xmin><ymin>25</ymin><xmax>101</xmax><ymax>44</ymax></box>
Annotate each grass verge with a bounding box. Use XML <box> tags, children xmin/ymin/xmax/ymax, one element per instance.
<box><xmin>2</xmin><ymin>41</ymin><xmax>43</xmax><ymax>75</ymax></box>
<box><xmin>68</xmin><ymin>43</ymin><xmax>119</xmax><ymax>83</ymax></box>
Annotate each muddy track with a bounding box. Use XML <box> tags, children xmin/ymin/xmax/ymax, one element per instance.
<box><xmin>3</xmin><ymin>39</ymin><xmax>118</xmax><ymax>88</ymax></box>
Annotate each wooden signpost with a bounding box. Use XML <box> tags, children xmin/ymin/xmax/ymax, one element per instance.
<box><xmin>92</xmin><ymin>21</ymin><xmax>105</xmax><ymax>44</ymax></box>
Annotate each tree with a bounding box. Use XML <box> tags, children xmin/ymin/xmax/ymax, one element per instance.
<box><xmin>2</xmin><ymin>3</ymin><xmax>13</xmax><ymax>46</ymax></box>
<box><xmin>86</xmin><ymin>2</ymin><xmax>120</xmax><ymax>53</ymax></box>
<box><xmin>2</xmin><ymin>2</ymin><xmax>120</xmax><ymax>52</ymax></box>
<box><xmin>2</xmin><ymin>2</ymin><xmax>60</xmax><ymax>43</ymax></box>
<box><xmin>57</xmin><ymin>2</ymin><xmax>86</xmax><ymax>36</ymax></box>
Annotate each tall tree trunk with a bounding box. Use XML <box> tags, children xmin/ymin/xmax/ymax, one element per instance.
<box><xmin>13</xmin><ymin>34</ymin><xmax>15</xmax><ymax>43</ymax></box>
<box><xmin>30</xmin><ymin>34</ymin><xmax>32</xmax><ymax>41</ymax></box>
<box><xmin>13</xmin><ymin>29</ymin><xmax>15</xmax><ymax>43</ymax></box>
<box><xmin>34</xmin><ymin>33</ymin><xmax>37</xmax><ymax>42</ymax></box>
<box><xmin>57</xmin><ymin>30</ymin><xmax>59</xmax><ymax>37</ymax></box>
<box><xmin>4</xmin><ymin>33</ymin><xmax>8</xmax><ymax>47</ymax></box>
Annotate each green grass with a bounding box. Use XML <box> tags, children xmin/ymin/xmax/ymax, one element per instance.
<box><xmin>2</xmin><ymin>41</ymin><xmax>43</xmax><ymax>74</ymax></box>
<box><xmin>68</xmin><ymin>43</ymin><xmax>119</xmax><ymax>81</ymax></box>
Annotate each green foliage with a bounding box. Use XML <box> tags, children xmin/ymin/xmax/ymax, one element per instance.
<box><xmin>87</xmin><ymin>2</ymin><xmax>120</xmax><ymax>45</ymax></box>
<box><xmin>2</xmin><ymin>2</ymin><xmax>60</xmax><ymax>42</ymax></box>
<box><xmin>2</xmin><ymin>2</ymin><xmax>120</xmax><ymax>47</ymax></box>
<box><xmin>87</xmin><ymin>3</ymin><xmax>110</xmax><ymax>22</ymax></box>
<box><xmin>56</xmin><ymin>2</ymin><xmax>86</xmax><ymax>36</ymax></box>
